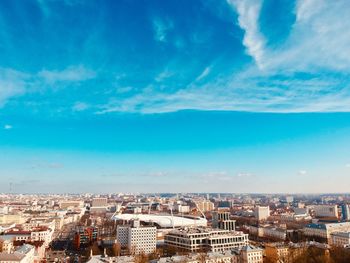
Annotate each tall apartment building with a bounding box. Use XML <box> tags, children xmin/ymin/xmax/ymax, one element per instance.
<box><xmin>196</xmin><ymin>200</ymin><xmax>214</xmax><ymax>212</ymax></box>
<box><xmin>254</xmin><ymin>206</ymin><xmax>270</xmax><ymax>221</ymax></box>
<box><xmin>212</xmin><ymin>211</ymin><xmax>236</xmax><ymax>231</ymax></box>
<box><xmin>116</xmin><ymin>220</ymin><xmax>156</xmax><ymax>255</ymax></box>
<box><xmin>164</xmin><ymin>227</ymin><xmax>249</xmax><ymax>252</ymax></box>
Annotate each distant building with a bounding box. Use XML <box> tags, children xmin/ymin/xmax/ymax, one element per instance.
<box><xmin>174</xmin><ymin>204</ymin><xmax>190</xmax><ymax>214</ymax></box>
<box><xmin>0</xmin><ymin>244</ymin><xmax>35</xmax><ymax>263</ymax></box>
<box><xmin>116</xmin><ymin>220</ymin><xmax>156</xmax><ymax>255</ymax></box>
<box><xmin>196</xmin><ymin>201</ymin><xmax>214</xmax><ymax>212</ymax></box>
<box><xmin>249</xmin><ymin>225</ymin><xmax>287</xmax><ymax>241</ymax></box>
<box><xmin>164</xmin><ymin>227</ymin><xmax>249</xmax><ymax>252</ymax></box>
<box><xmin>73</xmin><ymin>226</ymin><xmax>98</xmax><ymax>249</ymax></box>
<box><xmin>92</xmin><ymin>198</ymin><xmax>108</xmax><ymax>207</ymax></box>
<box><xmin>265</xmin><ymin>243</ymin><xmax>290</xmax><ymax>262</ymax></box>
<box><xmin>341</xmin><ymin>204</ymin><xmax>350</xmax><ymax>221</ymax></box>
<box><xmin>212</xmin><ymin>211</ymin><xmax>236</xmax><ymax>231</ymax></box>
<box><xmin>303</xmin><ymin>222</ymin><xmax>350</xmax><ymax>242</ymax></box>
<box><xmin>59</xmin><ymin>200</ymin><xmax>84</xmax><ymax>210</ymax></box>
<box><xmin>286</xmin><ymin>196</ymin><xmax>294</xmax><ymax>203</ymax></box>
<box><xmin>313</xmin><ymin>205</ymin><xmax>338</xmax><ymax>219</ymax></box>
<box><xmin>330</xmin><ymin>231</ymin><xmax>350</xmax><ymax>247</ymax></box>
<box><xmin>239</xmin><ymin>245</ymin><xmax>264</xmax><ymax>263</ymax></box>
<box><xmin>254</xmin><ymin>206</ymin><xmax>270</xmax><ymax>221</ymax></box>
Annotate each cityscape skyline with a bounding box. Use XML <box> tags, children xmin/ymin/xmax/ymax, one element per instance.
<box><xmin>1</xmin><ymin>0</ymin><xmax>350</xmax><ymax>193</ymax></box>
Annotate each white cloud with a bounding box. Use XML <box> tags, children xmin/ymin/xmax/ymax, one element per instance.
<box><xmin>116</xmin><ymin>86</ymin><xmax>133</xmax><ymax>94</ymax></box>
<box><xmin>195</xmin><ymin>67</ymin><xmax>211</xmax><ymax>81</ymax></box>
<box><xmin>72</xmin><ymin>102</ymin><xmax>89</xmax><ymax>111</ymax></box>
<box><xmin>38</xmin><ymin>65</ymin><xmax>96</xmax><ymax>84</ymax></box>
<box><xmin>153</xmin><ymin>17</ymin><xmax>173</xmax><ymax>42</ymax></box>
<box><xmin>0</xmin><ymin>68</ymin><xmax>30</xmax><ymax>107</ymax></box>
<box><xmin>237</xmin><ymin>172</ymin><xmax>252</xmax><ymax>178</ymax></box>
<box><xmin>298</xmin><ymin>170</ymin><xmax>307</xmax><ymax>176</ymax></box>
<box><xmin>4</xmin><ymin>124</ymin><xmax>12</xmax><ymax>130</ymax></box>
<box><xmin>155</xmin><ymin>69</ymin><xmax>173</xmax><ymax>82</ymax></box>
<box><xmin>227</xmin><ymin>0</ymin><xmax>265</xmax><ymax>68</ymax></box>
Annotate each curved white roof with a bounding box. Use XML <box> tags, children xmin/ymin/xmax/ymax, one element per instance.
<box><xmin>112</xmin><ymin>213</ymin><xmax>207</xmax><ymax>228</ymax></box>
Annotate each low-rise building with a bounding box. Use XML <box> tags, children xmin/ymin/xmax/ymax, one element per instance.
<box><xmin>330</xmin><ymin>231</ymin><xmax>350</xmax><ymax>247</ymax></box>
<box><xmin>303</xmin><ymin>222</ymin><xmax>350</xmax><ymax>241</ymax></box>
<box><xmin>164</xmin><ymin>227</ymin><xmax>248</xmax><ymax>253</ymax></box>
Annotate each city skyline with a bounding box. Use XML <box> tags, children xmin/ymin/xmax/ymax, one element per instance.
<box><xmin>1</xmin><ymin>0</ymin><xmax>350</xmax><ymax>193</ymax></box>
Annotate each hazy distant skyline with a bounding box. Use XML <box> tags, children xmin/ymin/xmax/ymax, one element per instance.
<box><xmin>1</xmin><ymin>0</ymin><xmax>350</xmax><ymax>193</ymax></box>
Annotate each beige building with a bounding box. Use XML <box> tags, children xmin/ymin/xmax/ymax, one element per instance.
<box><xmin>0</xmin><ymin>244</ymin><xmax>35</xmax><ymax>263</ymax></box>
<box><xmin>91</xmin><ymin>198</ymin><xmax>108</xmax><ymax>207</ymax></box>
<box><xmin>196</xmin><ymin>201</ymin><xmax>215</xmax><ymax>212</ymax></box>
<box><xmin>0</xmin><ymin>236</ymin><xmax>14</xmax><ymax>253</ymax></box>
<box><xmin>249</xmin><ymin>225</ymin><xmax>286</xmax><ymax>241</ymax></box>
<box><xmin>330</xmin><ymin>231</ymin><xmax>350</xmax><ymax>247</ymax></box>
<box><xmin>265</xmin><ymin>243</ymin><xmax>289</xmax><ymax>262</ymax></box>
<box><xmin>239</xmin><ymin>245</ymin><xmax>263</xmax><ymax>263</ymax></box>
<box><xmin>0</xmin><ymin>214</ymin><xmax>25</xmax><ymax>225</ymax></box>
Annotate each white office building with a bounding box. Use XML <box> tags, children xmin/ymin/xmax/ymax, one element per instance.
<box><xmin>254</xmin><ymin>206</ymin><xmax>270</xmax><ymax>221</ymax></box>
<box><xmin>116</xmin><ymin>220</ymin><xmax>156</xmax><ymax>255</ymax></box>
<box><xmin>164</xmin><ymin>227</ymin><xmax>249</xmax><ymax>252</ymax></box>
<box><xmin>313</xmin><ymin>205</ymin><xmax>338</xmax><ymax>218</ymax></box>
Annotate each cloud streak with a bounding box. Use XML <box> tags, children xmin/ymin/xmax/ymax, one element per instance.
<box><xmin>227</xmin><ymin>0</ymin><xmax>265</xmax><ymax>68</ymax></box>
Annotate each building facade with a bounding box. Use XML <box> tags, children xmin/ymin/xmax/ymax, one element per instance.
<box><xmin>116</xmin><ymin>220</ymin><xmax>157</xmax><ymax>255</ymax></box>
<box><xmin>164</xmin><ymin>227</ymin><xmax>248</xmax><ymax>253</ymax></box>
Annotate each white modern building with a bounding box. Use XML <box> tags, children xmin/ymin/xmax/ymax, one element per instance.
<box><xmin>113</xmin><ymin>213</ymin><xmax>207</xmax><ymax>228</ymax></box>
<box><xmin>313</xmin><ymin>205</ymin><xmax>338</xmax><ymax>218</ymax></box>
<box><xmin>116</xmin><ymin>220</ymin><xmax>156</xmax><ymax>255</ymax></box>
<box><xmin>254</xmin><ymin>206</ymin><xmax>270</xmax><ymax>221</ymax></box>
<box><xmin>164</xmin><ymin>227</ymin><xmax>249</xmax><ymax>252</ymax></box>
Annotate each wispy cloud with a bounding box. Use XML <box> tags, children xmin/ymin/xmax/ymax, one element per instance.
<box><xmin>227</xmin><ymin>0</ymin><xmax>265</xmax><ymax>68</ymax></box>
<box><xmin>152</xmin><ymin>17</ymin><xmax>173</xmax><ymax>42</ymax></box>
<box><xmin>155</xmin><ymin>69</ymin><xmax>173</xmax><ymax>82</ymax></box>
<box><xmin>4</xmin><ymin>124</ymin><xmax>12</xmax><ymax>130</ymax></box>
<box><xmin>0</xmin><ymin>68</ymin><xmax>30</xmax><ymax>106</ymax></box>
<box><xmin>298</xmin><ymin>170</ymin><xmax>307</xmax><ymax>176</ymax></box>
<box><xmin>30</xmin><ymin>162</ymin><xmax>64</xmax><ymax>169</ymax></box>
<box><xmin>38</xmin><ymin>65</ymin><xmax>96</xmax><ymax>84</ymax></box>
<box><xmin>195</xmin><ymin>67</ymin><xmax>211</xmax><ymax>81</ymax></box>
<box><xmin>72</xmin><ymin>101</ymin><xmax>89</xmax><ymax>112</ymax></box>
<box><xmin>237</xmin><ymin>172</ymin><xmax>252</xmax><ymax>178</ymax></box>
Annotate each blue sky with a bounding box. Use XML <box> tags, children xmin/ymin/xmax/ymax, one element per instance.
<box><xmin>1</xmin><ymin>0</ymin><xmax>350</xmax><ymax>193</ymax></box>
